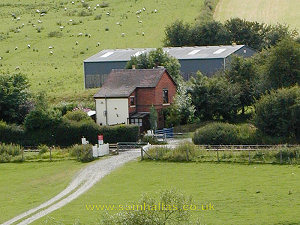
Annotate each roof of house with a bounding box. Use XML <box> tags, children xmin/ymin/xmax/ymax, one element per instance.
<box><xmin>94</xmin><ymin>68</ymin><xmax>173</xmax><ymax>98</ymax></box>
<box><xmin>84</xmin><ymin>45</ymin><xmax>246</xmax><ymax>63</ymax></box>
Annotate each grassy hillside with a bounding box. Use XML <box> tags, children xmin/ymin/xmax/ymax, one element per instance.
<box><xmin>0</xmin><ymin>0</ymin><xmax>204</xmax><ymax>103</ymax></box>
<box><xmin>214</xmin><ymin>0</ymin><xmax>300</xmax><ymax>30</ymax></box>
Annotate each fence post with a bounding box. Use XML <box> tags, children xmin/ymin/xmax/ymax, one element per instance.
<box><xmin>117</xmin><ymin>143</ymin><xmax>119</xmax><ymax>155</ymax></box>
<box><xmin>141</xmin><ymin>147</ymin><xmax>144</xmax><ymax>160</ymax></box>
<box><xmin>50</xmin><ymin>147</ymin><xmax>52</xmax><ymax>161</ymax></box>
<box><xmin>217</xmin><ymin>148</ymin><xmax>219</xmax><ymax>162</ymax></box>
<box><xmin>248</xmin><ymin>149</ymin><xmax>251</xmax><ymax>164</ymax></box>
<box><xmin>186</xmin><ymin>148</ymin><xmax>189</xmax><ymax>161</ymax></box>
<box><xmin>280</xmin><ymin>150</ymin><xmax>283</xmax><ymax>164</ymax></box>
<box><xmin>22</xmin><ymin>148</ymin><xmax>24</xmax><ymax>161</ymax></box>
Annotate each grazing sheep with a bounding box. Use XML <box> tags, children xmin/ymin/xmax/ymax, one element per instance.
<box><xmin>106</xmin><ymin>12</ymin><xmax>110</xmax><ymax>16</ymax></box>
<box><xmin>138</xmin><ymin>20</ymin><xmax>142</xmax><ymax>23</ymax></box>
<box><xmin>96</xmin><ymin>4</ymin><xmax>100</xmax><ymax>7</ymax></box>
<box><xmin>94</xmin><ymin>7</ymin><xmax>97</xmax><ymax>10</ymax></box>
<box><xmin>15</xmin><ymin>66</ymin><xmax>20</xmax><ymax>70</ymax></box>
<box><xmin>16</xmin><ymin>17</ymin><xmax>21</xmax><ymax>21</ymax></box>
<box><xmin>27</xmin><ymin>44</ymin><xmax>31</xmax><ymax>48</ymax></box>
<box><xmin>121</xmin><ymin>33</ymin><xmax>125</xmax><ymax>37</ymax></box>
<box><xmin>60</xmin><ymin>26</ymin><xmax>64</xmax><ymax>30</ymax></box>
<box><xmin>142</xmin><ymin>32</ymin><xmax>145</xmax><ymax>36</ymax></box>
<box><xmin>75</xmin><ymin>41</ymin><xmax>79</xmax><ymax>45</ymax></box>
<box><xmin>64</xmin><ymin>7</ymin><xmax>67</xmax><ymax>11</ymax></box>
<box><xmin>40</xmin><ymin>13</ymin><xmax>46</xmax><ymax>16</ymax></box>
<box><xmin>154</xmin><ymin>9</ymin><xmax>158</xmax><ymax>13</ymax></box>
<box><xmin>49</xmin><ymin>46</ymin><xmax>53</xmax><ymax>49</ymax></box>
<box><xmin>50</xmin><ymin>51</ymin><xmax>53</xmax><ymax>55</ymax></box>
<box><xmin>15</xmin><ymin>47</ymin><xmax>18</xmax><ymax>50</ymax></box>
<box><xmin>96</xmin><ymin>42</ymin><xmax>100</xmax><ymax>47</ymax></box>
<box><xmin>71</xmin><ymin>1</ymin><xmax>75</xmax><ymax>4</ymax></box>
<box><xmin>88</xmin><ymin>34</ymin><xmax>91</xmax><ymax>38</ymax></box>
<box><xmin>0</xmin><ymin>57</ymin><xmax>2</xmax><ymax>60</ymax></box>
<box><xmin>38</xmin><ymin>20</ymin><xmax>42</xmax><ymax>23</ymax></box>
<box><xmin>78</xmin><ymin>32</ymin><xmax>83</xmax><ymax>36</ymax></box>
<box><xmin>69</xmin><ymin>19</ymin><xmax>73</xmax><ymax>22</ymax></box>
<box><xmin>36</xmin><ymin>9</ymin><xmax>40</xmax><ymax>13</ymax></box>
<box><xmin>143</xmin><ymin>7</ymin><xmax>146</xmax><ymax>11</ymax></box>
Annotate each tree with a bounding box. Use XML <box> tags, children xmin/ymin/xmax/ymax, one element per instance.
<box><xmin>263</xmin><ymin>39</ymin><xmax>300</xmax><ymax>90</ymax></box>
<box><xmin>24</xmin><ymin>93</ymin><xmax>62</xmax><ymax>130</ymax></box>
<box><xmin>190</xmin><ymin>72</ymin><xmax>241</xmax><ymax>121</ymax></box>
<box><xmin>166</xmin><ymin>82</ymin><xmax>195</xmax><ymax>125</ymax></box>
<box><xmin>225</xmin><ymin>56</ymin><xmax>258</xmax><ymax>114</ymax></box>
<box><xmin>126</xmin><ymin>48</ymin><xmax>182</xmax><ymax>83</ymax></box>
<box><xmin>0</xmin><ymin>73</ymin><xmax>32</xmax><ymax>124</ymax></box>
<box><xmin>164</xmin><ymin>20</ymin><xmax>191</xmax><ymax>47</ymax></box>
<box><xmin>254</xmin><ymin>85</ymin><xmax>300</xmax><ymax>139</ymax></box>
<box><xmin>190</xmin><ymin>21</ymin><xmax>231</xmax><ymax>46</ymax></box>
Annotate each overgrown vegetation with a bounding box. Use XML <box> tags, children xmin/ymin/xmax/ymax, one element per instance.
<box><xmin>145</xmin><ymin>143</ymin><xmax>300</xmax><ymax>164</ymax></box>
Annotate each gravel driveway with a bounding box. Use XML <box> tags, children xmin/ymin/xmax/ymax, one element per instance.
<box><xmin>2</xmin><ymin>150</ymin><xmax>140</xmax><ymax>225</ymax></box>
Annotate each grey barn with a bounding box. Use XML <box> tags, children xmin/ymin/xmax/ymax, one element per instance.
<box><xmin>84</xmin><ymin>45</ymin><xmax>255</xmax><ymax>89</ymax></box>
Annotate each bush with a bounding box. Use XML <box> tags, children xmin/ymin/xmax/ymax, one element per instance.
<box><xmin>0</xmin><ymin>143</ymin><xmax>22</xmax><ymax>162</ymax></box>
<box><xmin>38</xmin><ymin>144</ymin><xmax>49</xmax><ymax>155</ymax></box>
<box><xmin>99</xmin><ymin>2</ymin><xmax>109</xmax><ymax>8</ymax></box>
<box><xmin>69</xmin><ymin>144</ymin><xmax>93</xmax><ymax>162</ymax></box>
<box><xmin>193</xmin><ymin>122</ymin><xmax>239</xmax><ymax>145</ymax></box>
<box><xmin>0</xmin><ymin>121</ymin><xmax>24</xmax><ymax>144</ymax></box>
<box><xmin>64</xmin><ymin>110</ymin><xmax>91</xmax><ymax>122</ymax></box>
<box><xmin>78</xmin><ymin>10</ymin><xmax>92</xmax><ymax>17</ymax></box>
<box><xmin>48</xmin><ymin>31</ymin><xmax>63</xmax><ymax>38</ymax></box>
<box><xmin>254</xmin><ymin>86</ymin><xmax>300</xmax><ymax>139</ymax></box>
<box><xmin>101</xmin><ymin>189</ymin><xmax>191</xmax><ymax>225</ymax></box>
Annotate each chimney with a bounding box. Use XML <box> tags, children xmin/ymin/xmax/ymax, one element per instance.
<box><xmin>132</xmin><ymin>65</ymin><xmax>136</xmax><ymax>69</ymax></box>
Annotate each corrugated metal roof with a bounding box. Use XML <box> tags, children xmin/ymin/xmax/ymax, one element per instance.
<box><xmin>84</xmin><ymin>45</ymin><xmax>245</xmax><ymax>62</ymax></box>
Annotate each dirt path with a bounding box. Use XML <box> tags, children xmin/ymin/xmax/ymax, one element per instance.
<box><xmin>2</xmin><ymin>150</ymin><xmax>140</xmax><ymax>225</ymax></box>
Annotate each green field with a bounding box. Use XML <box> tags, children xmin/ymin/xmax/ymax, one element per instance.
<box><xmin>214</xmin><ymin>0</ymin><xmax>300</xmax><ymax>30</ymax></box>
<box><xmin>0</xmin><ymin>0</ymin><xmax>204</xmax><ymax>103</ymax></box>
<box><xmin>0</xmin><ymin>161</ymin><xmax>84</xmax><ymax>223</ymax></box>
<box><xmin>32</xmin><ymin>161</ymin><xmax>300</xmax><ymax>225</ymax></box>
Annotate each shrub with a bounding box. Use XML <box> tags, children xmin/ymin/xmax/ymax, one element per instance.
<box><xmin>101</xmin><ymin>189</ymin><xmax>191</xmax><ymax>225</ymax></box>
<box><xmin>38</xmin><ymin>144</ymin><xmax>49</xmax><ymax>155</ymax></box>
<box><xmin>254</xmin><ymin>86</ymin><xmax>300</xmax><ymax>139</ymax></box>
<box><xmin>0</xmin><ymin>121</ymin><xmax>24</xmax><ymax>144</ymax></box>
<box><xmin>0</xmin><ymin>143</ymin><xmax>22</xmax><ymax>162</ymax></box>
<box><xmin>69</xmin><ymin>144</ymin><xmax>93</xmax><ymax>162</ymax></box>
<box><xmin>193</xmin><ymin>122</ymin><xmax>239</xmax><ymax>145</ymax></box>
<box><xmin>64</xmin><ymin>110</ymin><xmax>91</xmax><ymax>122</ymax></box>
<box><xmin>48</xmin><ymin>31</ymin><xmax>63</xmax><ymax>38</ymax></box>
<box><xmin>99</xmin><ymin>2</ymin><xmax>109</xmax><ymax>8</ymax></box>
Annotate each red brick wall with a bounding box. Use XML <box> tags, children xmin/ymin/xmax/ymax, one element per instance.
<box><xmin>128</xmin><ymin>90</ymin><xmax>136</xmax><ymax>114</ymax></box>
<box><xmin>133</xmin><ymin>71</ymin><xmax>177</xmax><ymax>128</ymax></box>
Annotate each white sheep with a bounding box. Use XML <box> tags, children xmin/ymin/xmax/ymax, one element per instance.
<box><xmin>49</xmin><ymin>46</ymin><xmax>53</xmax><ymax>49</ymax></box>
<box><xmin>16</xmin><ymin>17</ymin><xmax>21</xmax><ymax>21</ymax></box>
<box><xmin>154</xmin><ymin>9</ymin><xmax>158</xmax><ymax>13</ymax></box>
<box><xmin>15</xmin><ymin>66</ymin><xmax>20</xmax><ymax>70</ymax></box>
<box><xmin>27</xmin><ymin>44</ymin><xmax>31</xmax><ymax>48</ymax></box>
<box><xmin>106</xmin><ymin>12</ymin><xmax>110</xmax><ymax>16</ymax></box>
<box><xmin>60</xmin><ymin>26</ymin><xmax>64</xmax><ymax>30</ymax></box>
<box><xmin>15</xmin><ymin>46</ymin><xmax>18</xmax><ymax>50</ymax></box>
<box><xmin>0</xmin><ymin>57</ymin><xmax>2</xmax><ymax>60</ymax></box>
<box><xmin>78</xmin><ymin>32</ymin><xmax>83</xmax><ymax>36</ymax></box>
<box><xmin>96</xmin><ymin>42</ymin><xmax>100</xmax><ymax>47</ymax></box>
<box><xmin>64</xmin><ymin>7</ymin><xmax>67</xmax><ymax>11</ymax></box>
<box><xmin>121</xmin><ymin>33</ymin><xmax>125</xmax><ymax>37</ymax></box>
<box><xmin>71</xmin><ymin>1</ymin><xmax>75</xmax><ymax>4</ymax></box>
<box><xmin>50</xmin><ymin>51</ymin><xmax>53</xmax><ymax>54</ymax></box>
<box><xmin>36</xmin><ymin>9</ymin><xmax>40</xmax><ymax>13</ymax></box>
<box><xmin>96</xmin><ymin>4</ymin><xmax>100</xmax><ymax>7</ymax></box>
<box><xmin>143</xmin><ymin>7</ymin><xmax>146</xmax><ymax>11</ymax></box>
<box><xmin>88</xmin><ymin>34</ymin><xmax>91</xmax><ymax>38</ymax></box>
<box><xmin>138</xmin><ymin>20</ymin><xmax>142</xmax><ymax>23</ymax></box>
<box><xmin>69</xmin><ymin>19</ymin><xmax>73</xmax><ymax>22</ymax></box>
<box><xmin>142</xmin><ymin>32</ymin><xmax>145</xmax><ymax>36</ymax></box>
<box><xmin>75</xmin><ymin>41</ymin><xmax>79</xmax><ymax>45</ymax></box>
<box><xmin>38</xmin><ymin>20</ymin><xmax>42</xmax><ymax>23</ymax></box>
<box><xmin>94</xmin><ymin>7</ymin><xmax>97</xmax><ymax>10</ymax></box>
<box><xmin>40</xmin><ymin>13</ymin><xmax>46</xmax><ymax>16</ymax></box>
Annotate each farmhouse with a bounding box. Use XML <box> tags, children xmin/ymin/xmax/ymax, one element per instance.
<box><xmin>93</xmin><ymin>68</ymin><xmax>176</xmax><ymax>132</ymax></box>
<box><xmin>84</xmin><ymin>45</ymin><xmax>255</xmax><ymax>88</ymax></box>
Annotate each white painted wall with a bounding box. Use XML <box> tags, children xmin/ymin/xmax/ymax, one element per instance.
<box><xmin>95</xmin><ymin>98</ymin><xmax>129</xmax><ymax>125</ymax></box>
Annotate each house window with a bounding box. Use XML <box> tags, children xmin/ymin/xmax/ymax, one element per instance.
<box><xmin>163</xmin><ymin>89</ymin><xmax>168</xmax><ymax>104</ymax></box>
<box><xmin>130</xmin><ymin>96</ymin><xmax>135</xmax><ymax>106</ymax></box>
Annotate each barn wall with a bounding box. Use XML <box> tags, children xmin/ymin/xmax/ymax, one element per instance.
<box><xmin>95</xmin><ymin>98</ymin><xmax>129</xmax><ymax>126</ymax></box>
<box><xmin>84</xmin><ymin>61</ymin><xmax>127</xmax><ymax>88</ymax></box>
<box><xmin>179</xmin><ymin>58</ymin><xmax>225</xmax><ymax>79</ymax></box>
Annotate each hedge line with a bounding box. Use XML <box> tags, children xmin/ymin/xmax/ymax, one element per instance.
<box><xmin>0</xmin><ymin>120</ymin><xmax>139</xmax><ymax>147</ymax></box>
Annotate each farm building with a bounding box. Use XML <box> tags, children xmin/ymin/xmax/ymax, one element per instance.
<box><xmin>93</xmin><ymin>68</ymin><xmax>176</xmax><ymax>132</ymax></box>
<box><xmin>84</xmin><ymin>45</ymin><xmax>255</xmax><ymax>88</ymax></box>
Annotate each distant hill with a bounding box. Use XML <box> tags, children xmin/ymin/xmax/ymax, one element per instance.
<box><xmin>0</xmin><ymin>0</ymin><xmax>204</xmax><ymax>102</ymax></box>
<box><xmin>214</xmin><ymin>0</ymin><xmax>300</xmax><ymax>30</ymax></box>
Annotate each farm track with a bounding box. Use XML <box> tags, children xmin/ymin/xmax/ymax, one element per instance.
<box><xmin>1</xmin><ymin>150</ymin><xmax>141</xmax><ymax>225</ymax></box>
